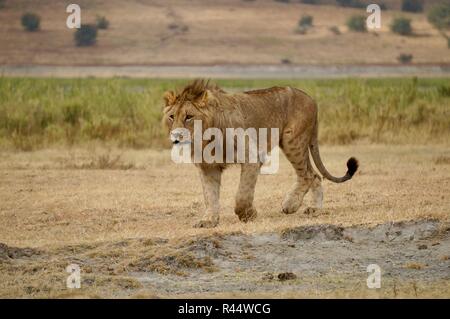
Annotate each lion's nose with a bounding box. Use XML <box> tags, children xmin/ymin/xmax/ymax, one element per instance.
<box><xmin>173</xmin><ymin>140</ymin><xmax>180</xmax><ymax>145</ymax></box>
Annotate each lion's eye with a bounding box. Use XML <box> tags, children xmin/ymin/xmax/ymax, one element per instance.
<box><xmin>185</xmin><ymin>115</ymin><xmax>194</xmax><ymax>122</ymax></box>
<box><xmin>168</xmin><ymin>115</ymin><xmax>174</xmax><ymax>121</ymax></box>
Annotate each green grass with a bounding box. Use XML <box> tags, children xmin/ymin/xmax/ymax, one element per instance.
<box><xmin>0</xmin><ymin>77</ymin><xmax>449</xmax><ymax>150</ymax></box>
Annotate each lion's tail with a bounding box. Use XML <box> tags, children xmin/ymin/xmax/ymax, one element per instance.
<box><xmin>309</xmin><ymin>117</ymin><xmax>358</xmax><ymax>183</ymax></box>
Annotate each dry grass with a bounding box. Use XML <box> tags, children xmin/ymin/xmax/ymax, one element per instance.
<box><xmin>0</xmin><ymin>0</ymin><xmax>449</xmax><ymax>65</ymax></box>
<box><xmin>0</xmin><ymin>144</ymin><xmax>449</xmax><ymax>248</ymax></box>
<box><xmin>404</xmin><ymin>262</ymin><xmax>427</xmax><ymax>270</ymax></box>
<box><xmin>0</xmin><ymin>144</ymin><xmax>449</xmax><ymax>298</ymax></box>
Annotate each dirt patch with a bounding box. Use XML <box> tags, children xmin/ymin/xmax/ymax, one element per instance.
<box><xmin>132</xmin><ymin>219</ymin><xmax>450</xmax><ymax>297</ymax></box>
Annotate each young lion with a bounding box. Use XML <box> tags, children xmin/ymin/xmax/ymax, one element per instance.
<box><xmin>163</xmin><ymin>79</ymin><xmax>358</xmax><ymax>228</ymax></box>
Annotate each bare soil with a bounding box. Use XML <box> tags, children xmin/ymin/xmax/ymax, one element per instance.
<box><xmin>0</xmin><ymin>0</ymin><xmax>449</xmax><ymax>66</ymax></box>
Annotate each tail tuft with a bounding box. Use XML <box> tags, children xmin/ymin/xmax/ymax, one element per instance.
<box><xmin>346</xmin><ymin>157</ymin><xmax>359</xmax><ymax>177</ymax></box>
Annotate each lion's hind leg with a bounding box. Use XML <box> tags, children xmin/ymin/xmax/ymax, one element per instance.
<box><xmin>303</xmin><ymin>171</ymin><xmax>323</xmax><ymax>216</ymax></box>
<box><xmin>281</xmin><ymin>132</ymin><xmax>315</xmax><ymax>215</ymax></box>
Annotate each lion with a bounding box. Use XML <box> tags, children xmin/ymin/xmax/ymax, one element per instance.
<box><xmin>163</xmin><ymin>79</ymin><xmax>358</xmax><ymax>228</ymax></box>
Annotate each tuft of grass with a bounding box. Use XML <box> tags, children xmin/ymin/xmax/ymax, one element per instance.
<box><xmin>67</xmin><ymin>151</ymin><xmax>135</xmax><ymax>170</ymax></box>
<box><xmin>434</xmin><ymin>156</ymin><xmax>450</xmax><ymax>165</ymax></box>
<box><xmin>404</xmin><ymin>262</ymin><xmax>426</xmax><ymax>270</ymax></box>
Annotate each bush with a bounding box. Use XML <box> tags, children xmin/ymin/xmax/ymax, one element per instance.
<box><xmin>428</xmin><ymin>3</ymin><xmax>450</xmax><ymax>31</ymax></box>
<box><xmin>96</xmin><ymin>16</ymin><xmax>109</xmax><ymax>30</ymax></box>
<box><xmin>336</xmin><ymin>0</ymin><xmax>364</xmax><ymax>8</ymax></box>
<box><xmin>390</xmin><ymin>17</ymin><xmax>412</xmax><ymax>36</ymax></box>
<box><xmin>397</xmin><ymin>53</ymin><xmax>413</xmax><ymax>64</ymax></box>
<box><xmin>0</xmin><ymin>0</ymin><xmax>6</xmax><ymax>9</ymax></box>
<box><xmin>301</xmin><ymin>0</ymin><xmax>318</xmax><ymax>4</ymax></box>
<box><xmin>21</xmin><ymin>13</ymin><xmax>40</xmax><ymax>32</ymax></box>
<box><xmin>401</xmin><ymin>0</ymin><xmax>423</xmax><ymax>13</ymax></box>
<box><xmin>329</xmin><ymin>26</ymin><xmax>341</xmax><ymax>35</ymax></box>
<box><xmin>299</xmin><ymin>15</ymin><xmax>313</xmax><ymax>28</ymax></box>
<box><xmin>347</xmin><ymin>15</ymin><xmax>367</xmax><ymax>32</ymax></box>
<box><xmin>75</xmin><ymin>24</ymin><xmax>98</xmax><ymax>47</ymax></box>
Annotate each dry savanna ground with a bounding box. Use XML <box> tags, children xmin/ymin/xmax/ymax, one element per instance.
<box><xmin>0</xmin><ymin>0</ymin><xmax>449</xmax><ymax>65</ymax></box>
<box><xmin>0</xmin><ymin>144</ymin><xmax>449</xmax><ymax>298</ymax></box>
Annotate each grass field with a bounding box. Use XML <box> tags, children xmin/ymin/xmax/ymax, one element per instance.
<box><xmin>0</xmin><ymin>0</ymin><xmax>449</xmax><ymax>66</ymax></box>
<box><xmin>0</xmin><ymin>145</ymin><xmax>449</xmax><ymax>298</ymax></box>
<box><xmin>1</xmin><ymin>77</ymin><xmax>449</xmax><ymax>151</ymax></box>
<box><xmin>0</xmin><ymin>76</ymin><xmax>449</xmax><ymax>298</ymax></box>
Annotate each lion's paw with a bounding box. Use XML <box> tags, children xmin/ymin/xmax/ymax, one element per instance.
<box><xmin>235</xmin><ymin>206</ymin><xmax>257</xmax><ymax>223</ymax></box>
<box><xmin>303</xmin><ymin>207</ymin><xmax>320</xmax><ymax>217</ymax></box>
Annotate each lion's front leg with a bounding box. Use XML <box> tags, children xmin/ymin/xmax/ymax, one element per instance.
<box><xmin>194</xmin><ymin>166</ymin><xmax>222</xmax><ymax>228</ymax></box>
<box><xmin>235</xmin><ymin>163</ymin><xmax>260</xmax><ymax>223</ymax></box>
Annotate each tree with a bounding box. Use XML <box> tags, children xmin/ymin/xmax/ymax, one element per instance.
<box><xmin>390</xmin><ymin>17</ymin><xmax>412</xmax><ymax>36</ymax></box>
<box><xmin>75</xmin><ymin>24</ymin><xmax>98</xmax><ymax>47</ymax></box>
<box><xmin>428</xmin><ymin>3</ymin><xmax>450</xmax><ymax>30</ymax></box>
<box><xmin>299</xmin><ymin>15</ymin><xmax>313</xmax><ymax>28</ymax></box>
<box><xmin>21</xmin><ymin>13</ymin><xmax>40</xmax><ymax>32</ymax></box>
<box><xmin>96</xmin><ymin>16</ymin><xmax>110</xmax><ymax>30</ymax></box>
<box><xmin>428</xmin><ymin>3</ymin><xmax>450</xmax><ymax>48</ymax></box>
<box><xmin>347</xmin><ymin>15</ymin><xmax>367</xmax><ymax>32</ymax></box>
<box><xmin>401</xmin><ymin>0</ymin><xmax>423</xmax><ymax>13</ymax></box>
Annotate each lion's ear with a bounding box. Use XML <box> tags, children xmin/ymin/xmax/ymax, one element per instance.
<box><xmin>163</xmin><ymin>91</ymin><xmax>177</xmax><ymax>106</ymax></box>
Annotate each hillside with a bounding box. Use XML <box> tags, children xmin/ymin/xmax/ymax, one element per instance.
<box><xmin>0</xmin><ymin>0</ymin><xmax>449</xmax><ymax>66</ymax></box>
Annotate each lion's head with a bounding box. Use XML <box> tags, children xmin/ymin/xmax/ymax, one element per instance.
<box><xmin>162</xmin><ymin>79</ymin><xmax>220</xmax><ymax>145</ymax></box>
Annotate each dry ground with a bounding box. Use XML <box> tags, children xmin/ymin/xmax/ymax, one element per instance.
<box><xmin>0</xmin><ymin>144</ymin><xmax>449</xmax><ymax>298</ymax></box>
<box><xmin>0</xmin><ymin>0</ymin><xmax>449</xmax><ymax>66</ymax></box>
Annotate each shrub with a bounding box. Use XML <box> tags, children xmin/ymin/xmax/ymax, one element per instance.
<box><xmin>336</xmin><ymin>0</ymin><xmax>364</xmax><ymax>8</ymax></box>
<box><xmin>397</xmin><ymin>53</ymin><xmax>413</xmax><ymax>64</ymax></box>
<box><xmin>0</xmin><ymin>0</ymin><xmax>6</xmax><ymax>9</ymax></box>
<box><xmin>329</xmin><ymin>26</ymin><xmax>341</xmax><ymax>35</ymax></box>
<box><xmin>401</xmin><ymin>0</ymin><xmax>423</xmax><ymax>13</ymax></box>
<box><xmin>347</xmin><ymin>15</ymin><xmax>367</xmax><ymax>32</ymax></box>
<box><xmin>299</xmin><ymin>15</ymin><xmax>313</xmax><ymax>28</ymax></box>
<box><xmin>301</xmin><ymin>0</ymin><xmax>318</xmax><ymax>4</ymax></box>
<box><xmin>75</xmin><ymin>24</ymin><xmax>98</xmax><ymax>47</ymax></box>
<box><xmin>21</xmin><ymin>13</ymin><xmax>40</xmax><ymax>32</ymax></box>
<box><xmin>96</xmin><ymin>16</ymin><xmax>109</xmax><ymax>30</ymax></box>
<box><xmin>438</xmin><ymin>85</ymin><xmax>450</xmax><ymax>97</ymax></box>
<box><xmin>390</xmin><ymin>17</ymin><xmax>412</xmax><ymax>36</ymax></box>
<box><xmin>427</xmin><ymin>3</ymin><xmax>450</xmax><ymax>31</ymax></box>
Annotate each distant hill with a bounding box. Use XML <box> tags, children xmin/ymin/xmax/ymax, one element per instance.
<box><xmin>0</xmin><ymin>0</ymin><xmax>448</xmax><ymax>66</ymax></box>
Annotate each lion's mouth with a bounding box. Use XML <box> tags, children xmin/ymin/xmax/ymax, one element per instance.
<box><xmin>172</xmin><ymin>140</ymin><xmax>191</xmax><ymax>145</ymax></box>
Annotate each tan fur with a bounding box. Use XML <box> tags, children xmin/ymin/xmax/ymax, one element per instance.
<box><xmin>163</xmin><ymin>80</ymin><xmax>357</xmax><ymax>228</ymax></box>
